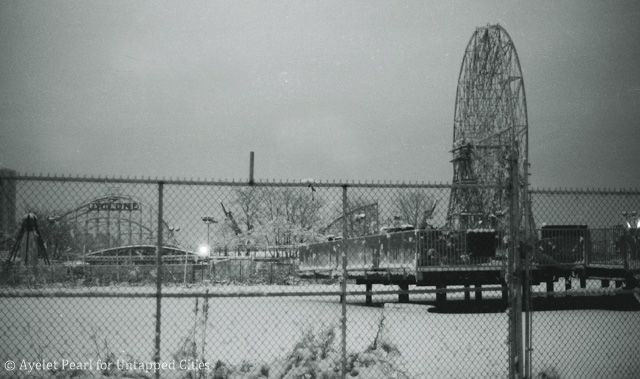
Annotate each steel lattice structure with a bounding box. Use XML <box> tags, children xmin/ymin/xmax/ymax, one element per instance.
<box><xmin>447</xmin><ymin>24</ymin><xmax>530</xmax><ymax>232</ymax></box>
<box><xmin>46</xmin><ymin>192</ymin><xmax>180</xmax><ymax>256</ymax></box>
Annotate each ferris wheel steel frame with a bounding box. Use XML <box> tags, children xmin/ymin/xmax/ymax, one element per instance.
<box><xmin>446</xmin><ymin>24</ymin><xmax>531</xmax><ymax>233</ymax></box>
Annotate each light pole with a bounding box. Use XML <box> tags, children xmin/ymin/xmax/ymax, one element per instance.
<box><xmin>201</xmin><ymin>216</ymin><xmax>217</xmax><ymax>255</ymax></box>
<box><xmin>200</xmin><ymin>216</ymin><xmax>217</xmax><ymax>285</ymax></box>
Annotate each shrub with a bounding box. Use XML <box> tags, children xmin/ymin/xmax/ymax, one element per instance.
<box><xmin>535</xmin><ymin>367</ymin><xmax>560</xmax><ymax>379</ymax></box>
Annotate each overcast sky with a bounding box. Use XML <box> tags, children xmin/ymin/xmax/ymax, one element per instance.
<box><xmin>1</xmin><ymin>1</ymin><xmax>639</xmax><ymax>189</ymax></box>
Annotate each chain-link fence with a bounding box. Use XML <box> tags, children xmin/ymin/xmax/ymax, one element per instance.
<box><xmin>1</xmin><ymin>174</ymin><xmax>639</xmax><ymax>378</ymax></box>
<box><xmin>525</xmin><ymin>188</ymin><xmax>640</xmax><ymax>379</ymax></box>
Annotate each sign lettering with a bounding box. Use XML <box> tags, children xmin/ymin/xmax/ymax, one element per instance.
<box><xmin>88</xmin><ymin>202</ymin><xmax>140</xmax><ymax>212</ymax></box>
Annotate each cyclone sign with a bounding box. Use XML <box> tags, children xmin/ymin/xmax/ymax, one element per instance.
<box><xmin>87</xmin><ymin>201</ymin><xmax>140</xmax><ymax>212</ymax></box>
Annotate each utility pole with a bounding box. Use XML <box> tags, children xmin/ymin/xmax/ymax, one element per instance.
<box><xmin>249</xmin><ymin>151</ymin><xmax>255</xmax><ymax>185</ymax></box>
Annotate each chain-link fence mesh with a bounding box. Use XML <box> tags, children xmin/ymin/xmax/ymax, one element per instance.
<box><xmin>1</xmin><ymin>174</ymin><xmax>639</xmax><ymax>378</ymax></box>
<box><xmin>526</xmin><ymin>188</ymin><xmax>640</xmax><ymax>379</ymax></box>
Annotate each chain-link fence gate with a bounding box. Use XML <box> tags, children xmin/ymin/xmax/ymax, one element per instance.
<box><xmin>1</xmin><ymin>173</ymin><xmax>639</xmax><ymax>378</ymax></box>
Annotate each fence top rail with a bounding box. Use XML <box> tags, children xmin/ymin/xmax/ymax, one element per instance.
<box><xmin>3</xmin><ymin>173</ymin><xmax>639</xmax><ymax>193</ymax></box>
<box><xmin>530</xmin><ymin>187</ymin><xmax>640</xmax><ymax>195</ymax></box>
<box><xmin>2</xmin><ymin>173</ymin><xmax>507</xmax><ymax>189</ymax></box>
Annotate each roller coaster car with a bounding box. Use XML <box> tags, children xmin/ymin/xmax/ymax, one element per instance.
<box><xmin>538</xmin><ymin>225</ymin><xmax>591</xmax><ymax>265</ymax></box>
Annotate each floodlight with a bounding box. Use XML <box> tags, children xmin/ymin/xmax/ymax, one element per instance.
<box><xmin>197</xmin><ymin>244</ymin><xmax>210</xmax><ymax>256</ymax></box>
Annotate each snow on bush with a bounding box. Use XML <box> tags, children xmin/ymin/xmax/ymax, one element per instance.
<box><xmin>535</xmin><ymin>367</ymin><xmax>561</xmax><ymax>379</ymax></box>
<box><xmin>170</xmin><ymin>319</ymin><xmax>411</xmax><ymax>379</ymax></box>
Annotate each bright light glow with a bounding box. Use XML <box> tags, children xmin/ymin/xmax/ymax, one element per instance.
<box><xmin>197</xmin><ymin>244</ymin><xmax>210</xmax><ymax>257</ymax></box>
<box><xmin>636</xmin><ymin>219</ymin><xmax>640</xmax><ymax>229</ymax></box>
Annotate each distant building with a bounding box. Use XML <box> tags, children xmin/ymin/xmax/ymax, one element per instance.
<box><xmin>0</xmin><ymin>168</ymin><xmax>17</xmax><ymax>238</ymax></box>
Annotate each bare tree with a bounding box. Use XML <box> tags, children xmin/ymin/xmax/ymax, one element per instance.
<box><xmin>234</xmin><ymin>187</ymin><xmax>259</xmax><ymax>233</ymax></box>
<box><xmin>259</xmin><ymin>187</ymin><xmax>324</xmax><ymax>244</ymax></box>
<box><xmin>232</xmin><ymin>187</ymin><xmax>325</xmax><ymax>253</ymax></box>
<box><xmin>395</xmin><ymin>191</ymin><xmax>437</xmax><ymax>229</ymax></box>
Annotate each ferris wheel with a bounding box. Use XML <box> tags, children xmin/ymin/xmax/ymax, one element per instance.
<box><xmin>446</xmin><ymin>24</ymin><xmax>530</xmax><ymax>232</ymax></box>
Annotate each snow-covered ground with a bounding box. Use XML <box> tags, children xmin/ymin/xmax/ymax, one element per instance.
<box><xmin>0</xmin><ymin>283</ymin><xmax>638</xmax><ymax>378</ymax></box>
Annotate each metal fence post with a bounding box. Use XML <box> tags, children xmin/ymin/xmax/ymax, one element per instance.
<box><xmin>523</xmin><ymin>158</ymin><xmax>533</xmax><ymax>379</ymax></box>
<box><xmin>524</xmin><ymin>239</ymin><xmax>532</xmax><ymax>379</ymax></box>
<box><xmin>154</xmin><ymin>181</ymin><xmax>164</xmax><ymax>379</ymax></box>
<box><xmin>201</xmin><ymin>289</ymin><xmax>209</xmax><ymax>377</ymax></box>
<box><xmin>508</xmin><ymin>153</ymin><xmax>523</xmax><ymax>379</ymax></box>
<box><xmin>341</xmin><ymin>185</ymin><xmax>348</xmax><ymax>379</ymax></box>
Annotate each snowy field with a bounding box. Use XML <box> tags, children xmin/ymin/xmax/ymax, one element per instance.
<box><xmin>0</xmin><ymin>284</ymin><xmax>639</xmax><ymax>378</ymax></box>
